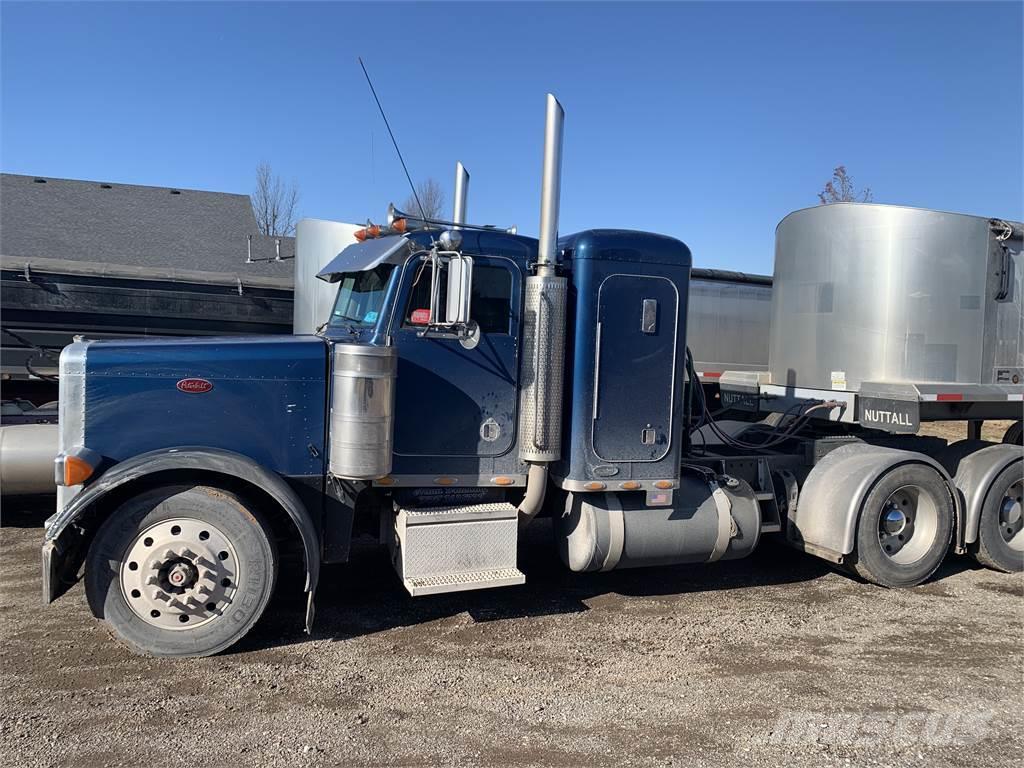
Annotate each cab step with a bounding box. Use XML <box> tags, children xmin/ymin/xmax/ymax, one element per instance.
<box><xmin>404</xmin><ymin>567</ymin><xmax>525</xmax><ymax>597</ymax></box>
<box><xmin>388</xmin><ymin>502</ymin><xmax>524</xmax><ymax>597</ymax></box>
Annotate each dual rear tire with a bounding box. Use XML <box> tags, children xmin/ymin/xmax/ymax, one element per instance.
<box><xmin>849</xmin><ymin>459</ymin><xmax>1024</xmax><ymax>587</ymax></box>
<box><xmin>849</xmin><ymin>464</ymin><xmax>954</xmax><ymax>588</ymax></box>
<box><xmin>971</xmin><ymin>464</ymin><xmax>1024</xmax><ymax>573</ymax></box>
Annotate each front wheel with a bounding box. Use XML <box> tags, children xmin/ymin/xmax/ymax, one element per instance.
<box><xmin>86</xmin><ymin>484</ymin><xmax>278</xmax><ymax>657</ymax></box>
<box><xmin>849</xmin><ymin>465</ymin><xmax>954</xmax><ymax>588</ymax></box>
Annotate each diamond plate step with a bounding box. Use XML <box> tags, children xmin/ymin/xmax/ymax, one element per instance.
<box><xmin>402</xmin><ymin>502</ymin><xmax>518</xmax><ymax>526</ymax></box>
<box><xmin>403</xmin><ymin>568</ymin><xmax>525</xmax><ymax>597</ymax></box>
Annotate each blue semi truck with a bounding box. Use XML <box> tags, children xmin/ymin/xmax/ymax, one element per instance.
<box><xmin>42</xmin><ymin>95</ymin><xmax>1023</xmax><ymax>657</ymax></box>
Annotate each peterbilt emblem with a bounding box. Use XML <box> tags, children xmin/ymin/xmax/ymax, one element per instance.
<box><xmin>176</xmin><ymin>378</ymin><xmax>213</xmax><ymax>394</ymax></box>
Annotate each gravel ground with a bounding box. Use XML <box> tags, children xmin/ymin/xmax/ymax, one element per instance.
<box><xmin>1</xmin><ymin>422</ymin><xmax>1021</xmax><ymax>768</ymax></box>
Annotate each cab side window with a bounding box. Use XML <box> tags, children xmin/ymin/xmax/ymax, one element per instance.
<box><xmin>404</xmin><ymin>262</ymin><xmax>513</xmax><ymax>335</ymax></box>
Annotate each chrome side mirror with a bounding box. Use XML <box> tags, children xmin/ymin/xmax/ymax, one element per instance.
<box><xmin>422</xmin><ymin>245</ymin><xmax>474</xmax><ymax>335</ymax></box>
<box><xmin>446</xmin><ymin>254</ymin><xmax>473</xmax><ymax>325</ymax></box>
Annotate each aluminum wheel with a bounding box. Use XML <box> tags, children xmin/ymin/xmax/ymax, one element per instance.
<box><xmin>120</xmin><ymin>517</ymin><xmax>239</xmax><ymax>630</ymax></box>
<box><xmin>999</xmin><ymin>479</ymin><xmax>1024</xmax><ymax>552</ymax></box>
<box><xmin>877</xmin><ymin>485</ymin><xmax>940</xmax><ymax>566</ymax></box>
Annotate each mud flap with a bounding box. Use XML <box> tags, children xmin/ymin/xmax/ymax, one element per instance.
<box><xmin>305</xmin><ymin>589</ymin><xmax>316</xmax><ymax>634</ymax></box>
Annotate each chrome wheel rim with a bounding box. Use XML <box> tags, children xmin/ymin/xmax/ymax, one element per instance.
<box><xmin>999</xmin><ymin>479</ymin><xmax>1023</xmax><ymax>552</ymax></box>
<box><xmin>877</xmin><ymin>485</ymin><xmax>939</xmax><ymax>565</ymax></box>
<box><xmin>120</xmin><ymin>517</ymin><xmax>239</xmax><ymax>630</ymax></box>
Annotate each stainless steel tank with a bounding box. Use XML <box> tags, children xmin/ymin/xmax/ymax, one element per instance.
<box><xmin>294</xmin><ymin>219</ymin><xmax>362</xmax><ymax>335</ymax></box>
<box><xmin>768</xmin><ymin>203</ymin><xmax>1023</xmax><ymax>391</ymax></box>
<box><xmin>329</xmin><ymin>344</ymin><xmax>397</xmax><ymax>480</ymax></box>
<box><xmin>0</xmin><ymin>423</ymin><xmax>59</xmax><ymax>495</ymax></box>
<box><xmin>688</xmin><ymin>269</ymin><xmax>772</xmax><ymax>375</ymax></box>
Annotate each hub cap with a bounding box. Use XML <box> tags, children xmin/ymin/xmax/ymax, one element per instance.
<box><xmin>120</xmin><ymin>518</ymin><xmax>239</xmax><ymax>630</ymax></box>
<box><xmin>999</xmin><ymin>479</ymin><xmax>1023</xmax><ymax>552</ymax></box>
<box><xmin>877</xmin><ymin>485</ymin><xmax>939</xmax><ymax>566</ymax></box>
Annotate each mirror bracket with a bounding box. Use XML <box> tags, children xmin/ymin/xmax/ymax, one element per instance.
<box><xmin>413</xmin><ymin>246</ymin><xmax>474</xmax><ymax>339</ymax></box>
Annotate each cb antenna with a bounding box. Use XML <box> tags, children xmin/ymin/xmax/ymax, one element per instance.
<box><xmin>358</xmin><ymin>57</ymin><xmax>428</xmax><ymax>223</ymax></box>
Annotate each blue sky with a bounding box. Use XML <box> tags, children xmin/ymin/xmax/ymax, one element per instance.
<box><xmin>2</xmin><ymin>1</ymin><xmax>1021</xmax><ymax>274</ymax></box>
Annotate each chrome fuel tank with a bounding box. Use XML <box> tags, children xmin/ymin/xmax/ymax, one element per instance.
<box><xmin>768</xmin><ymin>203</ymin><xmax>1023</xmax><ymax>391</ymax></box>
<box><xmin>329</xmin><ymin>344</ymin><xmax>397</xmax><ymax>480</ymax></box>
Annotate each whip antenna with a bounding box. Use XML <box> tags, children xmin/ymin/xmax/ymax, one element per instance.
<box><xmin>358</xmin><ymin>57</ymin><xmax>427</xmax><ymax>222</ymax></box>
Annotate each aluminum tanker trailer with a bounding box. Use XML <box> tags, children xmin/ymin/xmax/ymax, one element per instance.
<box><xmin>721</xmin><ymin>202</ymin><xmax>1023</xmax><ymax>571</ymax></box>
<box><xmin>37</xmin><ymin>95</ymin><xmax>1022</xmax><ymax>659</ymax></box>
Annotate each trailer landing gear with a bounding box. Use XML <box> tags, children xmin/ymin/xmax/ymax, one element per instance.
<box><xmin>86</xmin><ymin>485</ymin><xmax>278</xmax><ymax>657</ymax></box>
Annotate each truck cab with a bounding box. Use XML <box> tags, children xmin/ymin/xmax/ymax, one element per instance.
<box><xmin>40</xmin><ymin>94</ymin><xmax>1023</xmax><ymax>659</ymax></box>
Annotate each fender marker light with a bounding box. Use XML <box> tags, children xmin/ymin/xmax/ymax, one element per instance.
<box><xmin>54</xmin><ymin>447</ymin><xmax>102</xmax><ymax>487</ymax></box>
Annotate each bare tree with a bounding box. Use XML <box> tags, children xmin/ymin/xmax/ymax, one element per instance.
<box><xmin>402</xmin><ymin>178</ymin><xmax>445</xmax><ymax>221</ymax></box>
<box><xmin>252</xmin><ymin>161</ymin><xmax>300</xmax><ymax>236</ymax></box>
<box><xmin>818</xmin><ymin>165</ymin><xmax>873</xmax><ymax>204</ymax></box>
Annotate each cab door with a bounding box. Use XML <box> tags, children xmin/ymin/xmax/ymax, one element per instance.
<box><xmin>391</xmin><ymin>255</ymin><xmax>521</xmax><ymax>459</ymax></box>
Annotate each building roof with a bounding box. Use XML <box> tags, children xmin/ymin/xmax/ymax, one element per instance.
<box><xmin>0</xmin><ymin>173</ymin><xmax>295</xmax><ymax>287</ymax></box>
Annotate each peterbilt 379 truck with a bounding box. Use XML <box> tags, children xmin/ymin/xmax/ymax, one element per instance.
<box><xmin>43</xmin><ymin>95</ymin><xmax>1023</xmax><ymax>657</ymax></box>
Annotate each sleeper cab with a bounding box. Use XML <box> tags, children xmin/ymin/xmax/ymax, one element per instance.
<box><xmin>555</xmin><ymin>229</ymin><xmax>692</xmax><ymax>493</ymax></box>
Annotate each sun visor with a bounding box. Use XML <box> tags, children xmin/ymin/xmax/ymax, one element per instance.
<box><xmin>316</xmin><ymin>235</ymin><xmax>412</xmax><ymax>283</ymax></box>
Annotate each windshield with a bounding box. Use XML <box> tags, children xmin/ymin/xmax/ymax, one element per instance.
<box><xmin>328</xmin><ymin>264</ymin><xmax>397</xmax><ymax>328</ymax></box>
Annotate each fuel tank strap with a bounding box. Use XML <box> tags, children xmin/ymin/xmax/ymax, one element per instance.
<box><xmin>600</xmin><ymin>493</ymin><xmax>625</xmax><ymax>571</ymax></box>
<box><xmin>708</xmin><ymin>481</ymin><xmax>738</xmax><ymax>562</ymax></box>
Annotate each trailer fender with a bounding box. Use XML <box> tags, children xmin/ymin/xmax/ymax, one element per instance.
<box><xmin>937</xmin><ymin>441</ymin><xmax>1022</xmax><ymax>546</ymax></box>
<box><xmin>789</xmin><ymin>443</ymin><xmax>959</xmax><ymax>562</ymax></box>
<box><xmin>42</xmin><ymin>447</ymin><xmax>321</xmax><ymax>630</ymax></box>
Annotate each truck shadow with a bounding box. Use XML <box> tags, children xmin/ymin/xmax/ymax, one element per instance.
<box><xmin>0</xmin><ymin>497</ymin><xmax>985</xmax><ymax>656</ymax></box>
<box><xmin>237</xmin><ymin>518</ymin><xmax>982</xmax><ymax>655</ymax></box>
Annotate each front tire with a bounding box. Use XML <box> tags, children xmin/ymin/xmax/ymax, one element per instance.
<box><xmin>849</xmin><ymin>464</ymin><xmax>954</xmax><ymax>588</ymax></box>
<box><xmin>972</xmin><ymin>463</ymin><xmax>1024</xmax><ymax>573</ymax></box>
<box><xmin>86</xmin><ymin>484</ymin><xmax>278</xmax><ymax>658</ymax></box>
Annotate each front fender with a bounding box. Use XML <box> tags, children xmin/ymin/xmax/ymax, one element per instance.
<box><xmin>43</xmin><ymin>447</ymin><xmax>322</xmax><ymax>627</ymax></box>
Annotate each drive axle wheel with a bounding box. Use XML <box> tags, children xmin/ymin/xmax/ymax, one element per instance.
<box><xmin>86</xmin><ymin>484</ymin><xmax>277</xmax><ymax>657</ymax></box>
<box><xmin>972</xmin><ymin>465</ymin><xmax>1024</xmax><ymax>573</ymax></box>
<box><xmin>850</xmin><ymin>465</ymin><xmax>953</xmax><ymax>588</ymax></box>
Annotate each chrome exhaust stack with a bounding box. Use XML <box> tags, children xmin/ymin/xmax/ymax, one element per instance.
<box><xmin>536</xmin><ymin>95</ymin><xmax>564</xmax><ymax>277</ymax></box>
<box><xmin>453</xmin><ymin>161</ymin><xmax>469</xmax><ymax>228</ymax></box>
<box><xmin>518</xmin><ymin>95</ymin><xmax>568</xmax><ymax>526</ymax></box>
